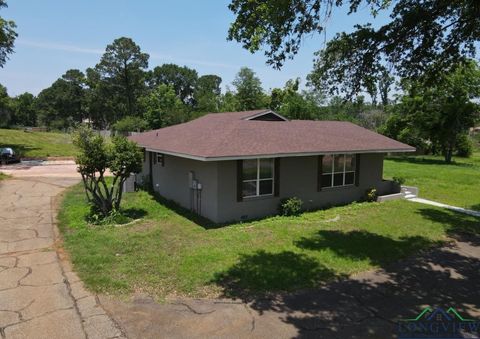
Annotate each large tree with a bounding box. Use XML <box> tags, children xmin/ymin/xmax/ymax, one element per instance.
<box><xmin>194</xmin><ymin>75</ymin><xmax>222</xmax><ymax>112</ymax></box>
<box><xmin>140</xmin><ymin>84</ymin><xmax>186</xmax><ymax>129</ymax></box>
<box><xmin>269</xmin><ymin>78</ymin><xmax>317</xmax><ymax>120</ymax></box>
<box><xmin>0</xmin><ymin>0</ymin><xmax>17</xmax><ymax>67</ymax></box>
<box><xmin>232</xmin><ymin>67</ymin><xmax>265</xmax><ymax>110</ymax></box>
<box><xmin>84</xmin><ymin>67</ymin><xmax>116</xmax><ymax>128</ymax></box>
<box><xmin>148</xmin><ymin>64</ymin><xmax>198</xmax><ymax>106</ymax></box>
<box><xmin>383</xmin><ymin>61</ymin><xmax>480</xmax><ymax>163</ymax></box>
<box><xmin>0</xmin><ymin>83</ymin><xmax>11</xmax><ymax>126</ymax></box>
<box><xmin>10</xmin><ymin>92</ymin><xmax>36</xmax><ymax>126</ymax></box>
<box><xmin>228</xmin><ymin>0</ymin><xmax>480</xmax><ymax>98</ymax></box>
<box><xmin>36</xmin><ymin>70</ymin><xmax>87</xmax><ymax>129</ymax></box>
<box><xmin>95</xmin><ymin>37</ymin><xmax>149</xmax><ymax>119</ymax></box>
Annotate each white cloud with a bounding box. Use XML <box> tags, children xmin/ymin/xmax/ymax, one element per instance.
<box><xmin>17</xmin><ymin>39</ymin><xmax>238</xmax><ymax>69</ymax></box>
<box><xmin>17</xmin><ymin>39</ymin><xmax>104</xmax><ymax>55</ymax></box>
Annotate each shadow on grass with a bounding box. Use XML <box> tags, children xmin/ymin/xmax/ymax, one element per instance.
<box><xmin>213</xmin><ymin>250</ymin><xmax>339</xmax><ymax>298</ymax></box>
<box><xmin>386</xmin><ymin>155</ymin><xmax>472</xmax><ymax>167</ymax></box>
<box><xmin>416</xmin><ymin>207</ymin><xmax>480</xmax><ymax>237</ymax></box>
<box><xmin>295</xmin><ymin>230</ymin><xmax>434</xmax><ymax>266</ymax></box>
<box><xmin>470</xmin><ymin>204</ymin><xmax>480</xmax><ymax>212</ymax></box>
<box><xmin>85</xmin><ymin>207</ymin><xmax>148</xmax><ymax>226</ymax></box>
<box><xmin>213</xmin><ymin>231</ymin><xmax>435</xmax><ymax>299</ymax></box>
<box><xmin>144</xmin><ymin>190</ymin><xmax>359</xmax><ymax>229</ymax></box>
<box><xmin>213</xmin><ymin>229</ymin><xmax>480</xmax><ymax>337</ymax></box>
<box><xmin>148</xmin><ymin>191</ymin><xmax>220</xmax><ymax>229</ymax></box>
<box><xmin>121</xmin><ymin>207</ymin><xmax>148</xmax><ymax>220</ymax></box>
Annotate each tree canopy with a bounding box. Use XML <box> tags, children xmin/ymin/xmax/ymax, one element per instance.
<box><xmin>95</xmin><ymin>37</ymin><xmax>149</xmax><ymax>119</ymax></box>
<box><xmin>0</xmin><ymin>0</ymin><xmax>17</xmax><ymax>68</ymax></box>
<box><xmin>232</xmin><ymin>67</ymin><xmax>266</xmax><ymax>110</ymax></box>
<box><xmin>228</xmin><ymin>0</ymin><xmax>480</xmax><ymax>98</ymax></box>
<box><xmin>383</xmin><ymin>61</ymin><xmax>480</xmax><ymax>162</ymax></box>
<box><xmin>148</xmin><ymin>64</ymin><xmax>198</xmax><ymax>106</ymax></box>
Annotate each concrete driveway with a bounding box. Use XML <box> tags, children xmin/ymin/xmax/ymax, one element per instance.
<box><xmin>0</xmin><ymin>162</ymin><xmax>124</xmax><ymax>339</ymax></box>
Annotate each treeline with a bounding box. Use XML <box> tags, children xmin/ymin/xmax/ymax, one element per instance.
<box><xmin>0</xmin><ymin>37</ymin><xmax>390</xmax><ymax>132</ymax></box>
<box><xmin>0</xmin><ymin>36</ymin><xmax>479</xmax><ymax>163</ymax></box>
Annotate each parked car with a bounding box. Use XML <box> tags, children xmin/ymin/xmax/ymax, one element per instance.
<box><xmin>0</xmin><ymin>147</ymin><xmax>20</xmax><ymax>165</ymax></box>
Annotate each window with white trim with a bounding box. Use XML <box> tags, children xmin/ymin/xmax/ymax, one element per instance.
<box><xmin>321</xmin><ymin>154</ymin><xmax>356</xmax><ymax>188</ymax></box>
<box><xmin>242</xmin><ymin>159</ymin><xmax>274</xmax><ymax>198</ymax></box>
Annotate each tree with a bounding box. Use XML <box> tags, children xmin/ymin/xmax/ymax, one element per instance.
<box><xmin>35</xmin><ymin>70</ymin><xmax>87</xmax><ymax>129</ymax></box>
<box><xmin>95</xmin><ymin>37</ymin><xmax>149</xmax><ymax>119</ymax></box>
<box><xmin>269</xmin><ymin>78</ymin><xmax>314</xmax><ymax>120</ymax></box>
<box><xmin>0</xmin><ymin>0</ymin><xmax>17</xmax><ymax>67</ymax></box>
<box><xmin>232</xmin><ymin>67</ymin><xmax>265</xmax><ymax>110</ymax></box>
<box><xmin>141</xmin><ymin>84</ymin><xmax>186</xmax><ymax>129</ymax></box>
<box><xmin>84</xmin><ymin>67</ymin><xmax>115</xmax><ymax>129</ymax></box>
<box><xmin>0</xmin><ymin>83</ymin><xmax>11</xmax><ymax>127</ymax></box>
<box><xmin>112</xmin><ymin>116</ymin><xmax>147</xmax><ymax>135</ymax></box>
<box><xmin>194</xmin><ymin>75</ymin><xmax>222</xmax><ymax>112</ymax></box>
<box><xmin>148</xmin><ymin>64</ymin><xmax>198</xmax><ymax>106</ymax></box>
<box><xmin>73</xmin><ymin>126</ymin><xmax>143</xmax><ymax>217</ymax></box>
<box><xmin>218</xmin><ymin>89</ymin><xmax>240</xmax><ymax>112</ymax></box>
<box><xmin>384</xmin><ymin>61</ymin><xmax>480</xmax><ymax>163</ymax></box>
<box><xmin>378</xmin><ymin>69</ymin><xmax>394</xmax><ymax>107</ymax></box>
<box><xmin>10</xmin><ymin>92</ymin><xmax>36</xmax><ymax>126</ymax></box>
<box><xmin>228</xmin><ymin>0</ymin><xmax>480</xmax><ymax>97</ymax></box>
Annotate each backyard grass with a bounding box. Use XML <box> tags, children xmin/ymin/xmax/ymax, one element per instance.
<box><xmin>58</xmin><ymin>183</ymin><xmax>479</xmax><ymax>301</ymax></box>
<box><xmin>384</xmin><ymin>152</ymin><xmax>480</xmax><ymax>211</ymax></box>
<box><xmin>0</xmin><ymin>128</ymin><xmax>77</xmax><ymax>158</ymax></box>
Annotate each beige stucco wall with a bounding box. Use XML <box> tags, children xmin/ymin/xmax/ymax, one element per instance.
<box><xmin>143</xmin><ymin>152</ymin><xmax>388</xmax><ymax>223</ymax></box>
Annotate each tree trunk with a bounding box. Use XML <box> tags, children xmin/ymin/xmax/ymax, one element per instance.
<box><xmin>444</xmin><ymin>147</ymin><xmax>453</xmax><ymax>163</ymax></box>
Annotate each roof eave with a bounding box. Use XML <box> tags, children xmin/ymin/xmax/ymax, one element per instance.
<box><xmin>142</xmin><ymin>146</ymin><xmax>416</xmax><ymax>162</ymax></box>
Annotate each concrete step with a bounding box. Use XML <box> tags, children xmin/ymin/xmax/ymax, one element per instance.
<box><xmin>405</xmin><ymin>194</ymin><xmax>416</xmax><ymax>199</ymax></box>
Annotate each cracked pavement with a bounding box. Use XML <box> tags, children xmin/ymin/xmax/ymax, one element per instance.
<box><xmin>0</xmin><ymin>164</ymin><xmax>125</xmax><ymax>339</ymax></box>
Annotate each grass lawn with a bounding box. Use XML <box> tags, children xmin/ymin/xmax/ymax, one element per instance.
<box><xmin>58</xmin><ymin>183</ymin><xmax>479</xmax><ymax>301</ymax></box>
<box><xmin>0</xmin><ymin>128</ymin><xmax>77</xmax><ymax>158</ymax></box>
<box><xmin>384</xmin><ymin>152</ymin><xmax>480</xmax><ymax>211</ymax></box>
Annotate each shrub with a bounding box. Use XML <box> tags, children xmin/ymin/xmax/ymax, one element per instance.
<box><xmin>279</xmin><ymin>197</ymin><xmax>303</xmax><ymax>216</ymax></box>
<box><xmin>365</xmin><ymin>188</ymin><xmax>377</xmax><ymax>202</ymax></box>
<box><xmin>455</xmin><ymin>134</ymin><xmax>473</xmax><ymax>157</ymax></box>
<box><xmin>112</xmin><ymin>116</ymin><xmax>148</xmax><ymax>135</ymax></box>
<box><xmin>73</xmin><ymin>126</ymin><xmax>143</xmax><ymax>219</ymax></box>
<box><xmin>392</xmin><ymin>176</ymin><xmax>406</xmax><ymax>186</ymax></box>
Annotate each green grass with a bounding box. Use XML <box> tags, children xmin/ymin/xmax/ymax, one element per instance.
<box><xmin>384</xmin><ymin>152</ymin><xmax>480</xmax><ymax>211</ymax></box>
<box><xmin>0</xmin><ymin>173</ymin><xmax>10</xmax><ymax>180</ymax></box>
<box><xmin>0</xmin><ymin>128</ymin><xmax>77</xmax><ymax>158</ymax></box>
<box><xmin>58</xmin><ymin>184</ymin><xmax>479</xmax><ymax>301</ymax></box>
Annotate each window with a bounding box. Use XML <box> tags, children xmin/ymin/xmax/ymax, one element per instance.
<box><xmin>242</xmin><ymin>159</ymin><xmax>274</xmax><ymax>198</ymax></box>
<box><xmin>321</xmin><ymin>154</ymin><xmax>356</xmax><ymax>188</ymax></box>
<box><xmin>156</xmin><ymin>153</ymin><xmax>165</xmax><ymax>167</ymax></box>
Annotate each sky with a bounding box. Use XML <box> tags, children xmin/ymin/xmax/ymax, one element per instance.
<box><xmin>0</xmin><ymin>0</ymin><xmax>391</xmax><ymax>96</ymax></box>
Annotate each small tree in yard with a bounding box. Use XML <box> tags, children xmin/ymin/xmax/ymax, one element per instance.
<box><xmin>73</xmin><ymin>127</ymin><xmax>143</xmax><ymax>218</ymax></box>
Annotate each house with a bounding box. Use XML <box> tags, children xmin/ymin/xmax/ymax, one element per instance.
<box><xmin>130</xmin><ymin>110</ymin><xmax>414</xmax><ymax>223</ymax></box>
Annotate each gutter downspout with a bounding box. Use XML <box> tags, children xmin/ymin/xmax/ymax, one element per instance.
<box><xmin>149</xmin><ymin>151</ymin><xmax>153</xmax><ymax>192</ymax></box>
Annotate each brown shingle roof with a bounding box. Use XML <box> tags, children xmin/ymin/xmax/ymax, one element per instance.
<box><xmin>129</xmin><ymin>110</ymin><xmax>414</xmax><ymax>160</ymax></box>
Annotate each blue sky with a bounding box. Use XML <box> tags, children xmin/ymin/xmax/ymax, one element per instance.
<box><xmin>0</xmin><ymin>0</ymin><xmax>390</xmax><ymax>96</ymax></box>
